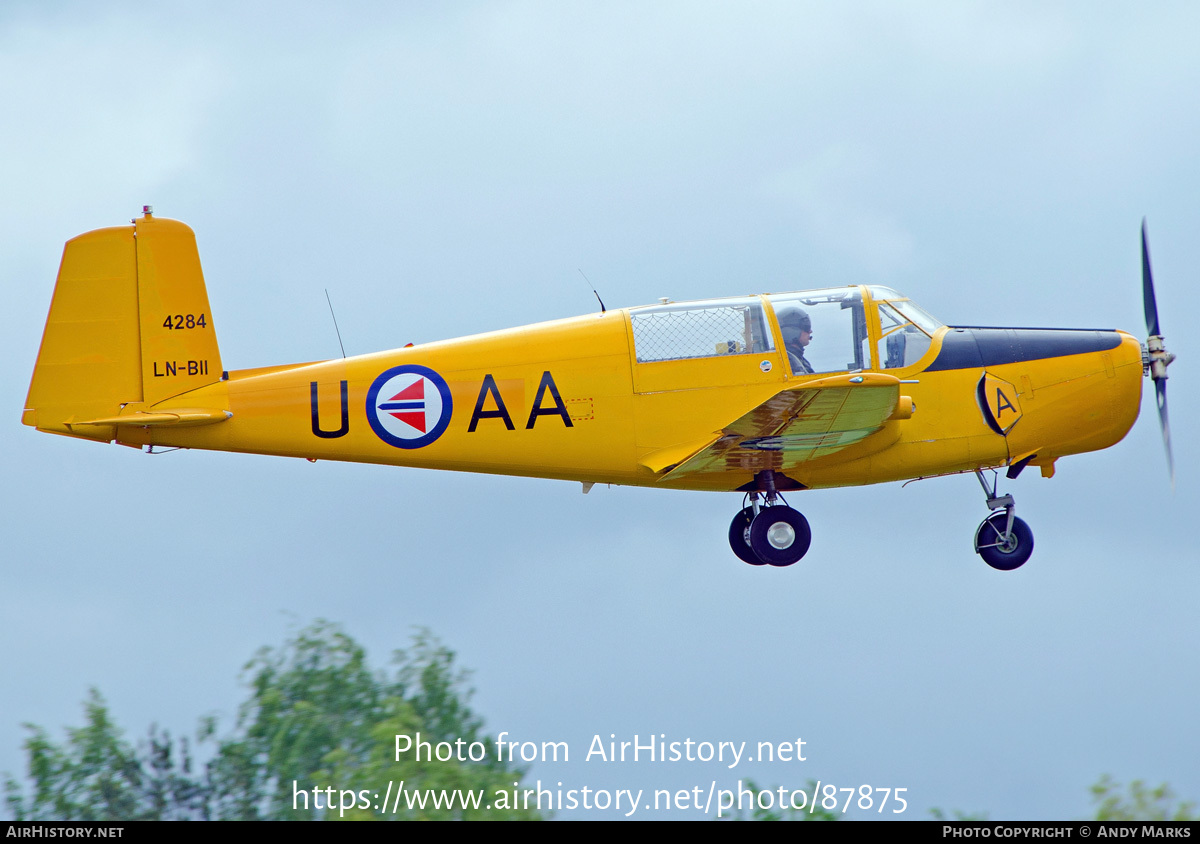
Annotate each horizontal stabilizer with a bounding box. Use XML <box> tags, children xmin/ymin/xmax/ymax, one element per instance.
<box><xmin>73</xmin><ymin>408</ymin><xmax>232</xmax><ymax>429</ymax></box>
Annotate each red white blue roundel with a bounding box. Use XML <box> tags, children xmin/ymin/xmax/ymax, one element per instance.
<box><xmin>366</xmin><ymin>365</ymin><xmax>453</xmax><ymax>449</ymax></box>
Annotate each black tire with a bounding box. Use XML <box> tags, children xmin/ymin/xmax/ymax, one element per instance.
<box><xmin>749</xmin><ymin>506</ymin><xmax>811</xmax><ymax>567</ymax></box>
<box><xmin>974</xmin><ymin>514</ymin><xmax>1034</xmax><ymax>571</ymax></box>
<box><xmin>728</xmin><ymin>507</ymin><xmax>765</xmax><ymax>565</ymax></box>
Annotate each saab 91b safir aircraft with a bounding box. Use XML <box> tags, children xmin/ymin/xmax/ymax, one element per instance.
<box><xmin>24</xmin><ymin>210</ymin><xmax>1176</xmax><ymax>570</ymax></box>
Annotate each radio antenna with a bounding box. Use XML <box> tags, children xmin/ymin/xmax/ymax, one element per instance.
<box><xmin>577</xmin><ymin>269</ymin><xmax>606</xmax><ymax>314</ymax></box>
<box><xmin>325</xmin><ymin>289</ymin><xmax>347</xmax><ymax>358</ymax></box>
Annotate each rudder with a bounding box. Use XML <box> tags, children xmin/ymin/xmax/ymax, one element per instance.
<box><xmin>133</xmin><ymin>213</ymin><xmax>223</xmax><ymax>404</ymax></box>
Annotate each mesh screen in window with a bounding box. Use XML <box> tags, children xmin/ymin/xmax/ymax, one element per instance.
<box><xmin>630</xmin><ymin>299</ymin><xmax>774</xmax><ymax>363</ymax></box>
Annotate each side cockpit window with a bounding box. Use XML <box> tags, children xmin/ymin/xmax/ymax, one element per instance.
<box><xmin>767</xmin><ymin>288</ymin><xmax>868</xmax><ymax>375</ymax></box>
<box><xmin>630</xmin><ymin>298</ymin><xmax>775</xmax><ymax>363</ymax></box>
<box><xmin>870</xmin><ymin>287</ymin><xmax>943</xmax><ymax>369</ymax></box>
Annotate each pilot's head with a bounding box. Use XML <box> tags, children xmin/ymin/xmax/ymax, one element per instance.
<box><xmin>776</xmin><ymin>307</ymin><xmax>812</xmax><ymax>347</ymax></box>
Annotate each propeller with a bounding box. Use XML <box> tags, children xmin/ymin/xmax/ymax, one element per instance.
<box><xmin>1141</xmin><ymin>219</ymin><xmax>1177</xmax><ymax>488</ymax></box>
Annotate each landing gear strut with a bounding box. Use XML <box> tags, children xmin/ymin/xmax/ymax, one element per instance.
<box><xmin>973</xmin><ymin>469</ymin><xmax>1034</xmax><ymax>570</ymax></box>
<box><xmin>727</xmin><ymin>471</ymin><xmax>811</xmax><ymax>567</ymax></box>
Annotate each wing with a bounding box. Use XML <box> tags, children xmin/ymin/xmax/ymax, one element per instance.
<box><xmin>652</xmin><ymin>372</ymin><xmax>903</xmax><ymax>483</ymax></box>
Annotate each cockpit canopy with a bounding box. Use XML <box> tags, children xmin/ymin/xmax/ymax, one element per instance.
<box><xmin>628</xmin><ymin>286</ymin><xmax>944</xmax><ymax>375</ymax></box>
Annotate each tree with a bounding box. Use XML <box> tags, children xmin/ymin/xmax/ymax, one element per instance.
<box><xmin>1090</xmin><ymin>775</ymin><xmax>1198</xmax><ymax>822</ymax></box>
<box><xmin>5</xmin><ymin>622</ymin><xmax>540</xmax><ymax>821</ymax></box>
<box><xmin>929</xmin><ymin>807</ymin><xmax>989</xmax><ymax>821</ymax></box>
<box><xmin>3</xmin><ymin>690</ymin><xmax>207</xmax><ymax>821</ymax></box>
<box><xmin>206</xmin><ymin>621</ymin><xmax>536</xmax><ymax>820</ymax></box>
<box><xmin>926</xmin><ymin>778</ymin><xmax>1198</xmax><ymax>823</ymax></box>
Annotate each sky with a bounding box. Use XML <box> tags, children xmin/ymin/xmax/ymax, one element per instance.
<box><xmin>1</xmin><ymin>1</ymin><xmax>1197</xmax><ymax>820</ymax></box>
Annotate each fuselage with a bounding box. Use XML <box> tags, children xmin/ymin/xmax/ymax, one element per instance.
<box><xmin>116</xmin><ymin>287</ymin><xmax>1144</xmax><ymax>492</ymax></box>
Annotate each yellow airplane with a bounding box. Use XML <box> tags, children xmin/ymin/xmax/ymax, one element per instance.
<box><xmin>23</xmin><ymin>209</ymin><xmax>1175</xmax><ymax>570</ymax></box>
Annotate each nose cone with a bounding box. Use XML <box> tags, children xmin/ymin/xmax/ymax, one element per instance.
<box><xmin>1002</xmin><ymin>330</ymin><xmax>1143</xmax><ymax>462</ymax></box>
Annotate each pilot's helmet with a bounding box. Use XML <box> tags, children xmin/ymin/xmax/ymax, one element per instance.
<box><xmin>776</xmin><ymin>307</ymin><xmax>812</xmax><ymax>334</ymax></box>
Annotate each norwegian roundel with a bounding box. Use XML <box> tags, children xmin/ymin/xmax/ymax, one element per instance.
<box><xmin>366</xmin><ymin>365</ymin><xmax>453</xmax><ymax>449</ymax></box>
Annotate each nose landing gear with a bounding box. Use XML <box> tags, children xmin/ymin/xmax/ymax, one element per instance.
<box><xmin>728</xmin><ymin>471</ymin><xmax>812</xmax><ymax>567</ymax></box>
<box><xmin>973</xmin><ymin>469</ymin><xmax>1034</xmax><ymax>570</ymax></box>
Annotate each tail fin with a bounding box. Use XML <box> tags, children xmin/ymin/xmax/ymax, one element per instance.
<box><xmin>23</xmin><ymin>210</ymin><xmax>223</xmax><ymax>440</ymax></box>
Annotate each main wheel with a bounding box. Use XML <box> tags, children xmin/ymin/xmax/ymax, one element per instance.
<box><xmin>974</xmin><ymin>514</ymin><xmax>1034</xmax><ymax>570</ymax></box>
<box><xmin>728</xmin><ymin>507</ymin><xmax>764</xmax><ymax>565</ymax></box>
<box><xmin>749</xmin><ymin>506</ymin><xmax>811</xmax><ymax>567</ymax></box>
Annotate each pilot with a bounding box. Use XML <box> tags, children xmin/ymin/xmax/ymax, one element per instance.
<box><xmin>777</xmin><ymin>307</ymin><xmax>815</xmax><ymax>375</ymax></box>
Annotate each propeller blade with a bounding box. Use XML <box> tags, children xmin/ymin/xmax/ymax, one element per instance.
<box><xmin>1142</xmin><ymin>218</ymin><xmax>1161</xmax><ymax>337</ymax></box>
<box><xmin>1155</xmin><ymin>379</ymin><xmax>1175</xmax><ymax>491</ymax></box>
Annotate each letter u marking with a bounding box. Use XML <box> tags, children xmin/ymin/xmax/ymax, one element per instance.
<box><xmin>311</xmin><ymin>380</ymin><xmax>349</xmax><ymax>438</ymax></box>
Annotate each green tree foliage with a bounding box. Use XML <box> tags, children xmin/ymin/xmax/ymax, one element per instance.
<box><xmin>2</xmin><ymin>690</ymin><xmax>204</xmax><ymax>821</ymax></box>
<box><xmin>929</xmin><ymin>807</ymin><xmax>989</xmax><ymax>821</ymax></box>
<box><xmin>1090</xmin><ymin>775</ymin><xmax>1198</xmax><ymax>822</ymax></box>
<box><xmin>5</xmin><ymin>622</ymin><xmax>539</xmax><ymax>821</ymax></box>
<box><xmin>926</xmin><ymin>777</ymin><xmax>1198</xmax><ymax>823</ymax></box>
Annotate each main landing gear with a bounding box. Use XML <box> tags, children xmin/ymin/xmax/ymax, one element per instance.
<box><xmin>973</xmin><ymin>469</ymin><xmax>1034</xmax><ymax>570</ymax></box>
<box><xmin>728</xmin><ymin>471</ymin><xmax>811</xmax><ymax>567</ymax></box>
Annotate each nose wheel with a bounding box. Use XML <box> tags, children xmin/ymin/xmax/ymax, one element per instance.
<box><xmin>728</xmin><ymin>485</ymin><xmax>812</xmax><ymax>567</ymax></box>
<box><xmin>975</xmin><ymin>513</ymin><xmax>1034</xmax><ymax>570</ymax></box>
<box><xmin>972</xmin><ymin>469</ymin><xmax>1034</xmax><ymax>570</ymax></box>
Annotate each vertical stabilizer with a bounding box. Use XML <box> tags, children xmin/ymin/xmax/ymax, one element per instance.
<box><xmin>24</xmin><ymin>211</ymin><xmax>223</xmax><ymax>440</ymax></box>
